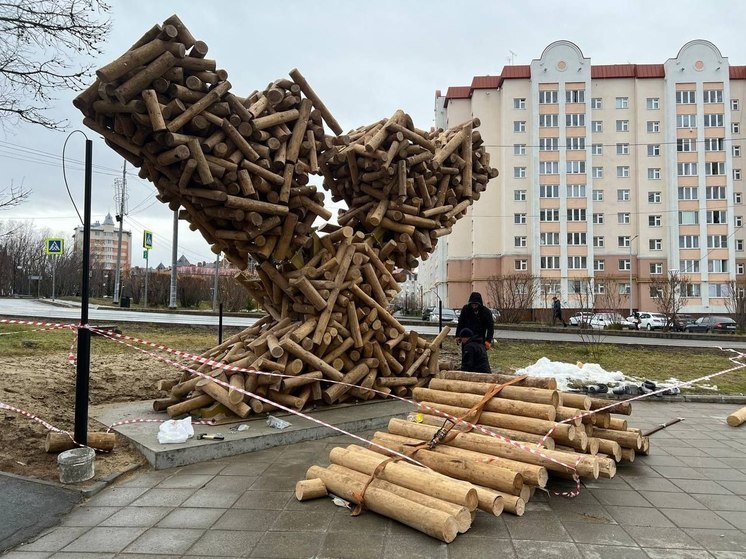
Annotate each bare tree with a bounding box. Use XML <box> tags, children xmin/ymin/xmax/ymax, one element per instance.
<box><xmin>725</xmin><ymin>279</ymin><xmax>746</xmax><ymax>329</ymax></box>
<box><xmin>0</xmin><ymin>0</ymin><xmax>111</xmax><ymax>129</ymax></box>
<box><xmin>596</xmin><ymin>278</ymin><xmax>628</xmax><ymax>315</ymax></box>
<box><xmin>0</xmin><ymin>180</ymin><xmax>31</xmax><ymax>210</ymax></box>
<box><xmin>650</xmin><ymin>271</ymin><xmax>690</xmax><ymax>329</ymax></box>
<box><xmin>569</xmin><ymin>276</ymin><xmax>595</xmax><ymax>311</ymax></box>
<box><xmin>485</xmin><ymin>273</ymin><xmax>537</xmax><ymax>323</ymax></box>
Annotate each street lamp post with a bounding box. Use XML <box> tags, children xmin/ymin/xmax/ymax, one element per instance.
<box><xmin>629</xmin><ymin>235</ymin><xmax>638</xmax><ymax>316</ymax></box>
<box><xmin>427</xmin><ymin>286</ymin><xmax>444</xmax><ymax>332</ymax></box>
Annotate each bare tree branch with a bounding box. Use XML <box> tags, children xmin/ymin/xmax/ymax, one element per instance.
<box><xmin>0</xmin><ymin>0</ymin><xmax>111</xmax><ymax>130</ymax></box>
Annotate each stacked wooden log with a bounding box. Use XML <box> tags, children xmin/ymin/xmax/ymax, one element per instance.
<box><xmin>727</xmin><ymin>405</ymin><xmax>746</xmax><ymax>427</ymax></box>
<box><xmin>322</xmin><ymin>115</ymin><xmax>498</xmax><ymax>270</ymax></box>
<box><xmin>74</xmin><ymin>14</ymin><xmax>340</xmax><ymax>270</ymax></box>
<box><xmin>299</xmin><ymin>371</ymin><xmax>651</xmax><ymax>542</ymax></box>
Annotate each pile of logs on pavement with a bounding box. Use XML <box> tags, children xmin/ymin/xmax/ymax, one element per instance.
<box><xmin>298</xmin><ymin>371</ymin><xmax>651</xmax><ymax>542</ymax></box>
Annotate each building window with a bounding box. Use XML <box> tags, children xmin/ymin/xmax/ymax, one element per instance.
<box><xmin>514</xmin><ymin>236</ymin><xmax>527</xmax><ymax>247</ymax></box>
<box><xmin>514</xmin><ymin>166</ymin><xmax>527</xmax><ymax>178</ymax></box>
<box><xmin>515</xmin><ymin>259</ymin><xmax>528</xmax><ymax>271</ymax></box>
<box><xmin>567</xmin><ymin>161</ymin><xmax>586</xmax><ymax>174</ymax></box>
<box><xmin>704</xmin><ymin>114</ymin><xmax>724</xmax><ymax>127</ymax></box>
<box><xmin>732</xmin><ymin>99</ymin><xmax>740</xmax><ymax>111</ymax></box>
<box><xmin>676</xmin><ymin>90</ymin><xmax>696</xmax><ymax>104</ymax></box>
<box><xmin>617</xmin><ymin>166</ymin><xmax>630</xmax><ymax>178</ymax></box>
<box><xmin>733</xmin><ymin>145</ymin><xmax>741</xmax><ymax>157</ymax></box>
<box><xmin>647</xmin><ymin>144</ymin><xmax>660</xmax><ymax>156</ymax></box>
<box><xmin>676</xmin><ymin>114</ymin><xmax>696</xmax><ymax>128</ymax></box>
<box><xmin>567</xmin><ymin>232</ymin><xmax>587</xmax><ymax>245</ymax></box>
<box><xmin>514</xmin><ymin>213</ymin><xmax>527</xmax><ymax>224</ymax></box>
<box><xmin>677</xmin><ymin>162</ymin><xmax>698</xmax><ymax>176</ymax></box>
<box><xmin>592</xmin><ymin>213</ymin><xmax>604</xmax><ymax>224</ymax></box>
<box><xmin>592</xmin><ymin>189</ymin><xmax>604</xmax><ymax>201</ymax></box>
<box><xmin>616</xmin><ymin>119</ymin><xmax>629</xmax><ymax>132</ymax></box>
<box><xmin>616</xmin><ymin>143</ymin><xmax>630</xmax><ymax>155</ymax></box>
<box><xmin>514</xmin><ymin>190</ymin><xmax>527</xmax><ymax>201</ymax></box>
<box><xmin>678</xmin><ymin>186</ymin><xmax>698</xmax><ymax>200</ymax></box>
<box><xmin>709</xmin><ymin>259</ymin><xmax>729</xmax><ymax>273</ymax></box>
<box><xmin>568</xmin><ymin>256</ymin><xmax>587</xmax><ymax>269</ymax></box>
<box><xmin>618</xmin><ymin>212</ymin><xmax>631</xmax><ymax>224</ymax></box>
<box><xmin>706</xmin><ymin>186</ymin><xmax>726</xmax><ymax>199</ymax></box>
<box><xmin>707</xmin><ymin>235</ymin><xmax>728</xmax><ymax>248</ymax></box>
<box><xmin>539</xmin><ymin>161</ymin><xmax>560</xmax><ymax>174</ymax></box>
<box><xmin>513</xmin><ymin>143</ymin><xmax>526</xmax><ymax>155</ymax></box>
<box><xmin>736</xmin><ymin>192</ymin><xmax>743</xmax><ymax>204</ymax></box>
<box><xmin>647</xmin><ymin>97</ymin><xmax>660</xmax><ymax>110</ymax></box>
<box><xmin>539</xmin><ymin>138</ymin><xmax>559</xmax><ymax>151</ymax></box>
<box><xmin>514</xmin><ymin>98</ymin><xmax>526</xmax><ymax>109</ymax></box>
<box><xmin>682</xmin><ymin>259</ymin><xmax>700</xmax><ymax>273</ymax></box>
<box><xmin>649</xmin><ymin>215</ymin><xmax>662</xmax><ymax>226</ymax></box>
<box><xmin>619</xmin><ymin>259</ymin><xmax>631</xmax><ymax>271</ymax></box>
<box><xmin>679</xmin><ymin>235</ymin><xmax>699</xmax><ymax>249</ymax></box>
<box><xmin>735</xmin><ymin>169</ymin><xmax>742</xmax><ymax>180</ymax></box>
<box><xmin>592</xmin><ymin>166</ymin><xmax>603</xmax><ymax>178</ymax></box>
<box><xmin>591</xmin><ymin>143</ymin><xmax>603</xmax><ymax>155</ymax></box>
<box><xmin>617</xmin><ymin>235</ymin><xmax>631</xmax><ymax>248</ymax></box>
<box><xmin>648</xmin><ymin>191</ymin><xmax>661</xmax><ymax>203</ymax></box>
<box><xmin>539</xmin><ymin>114</ymin><xmax>559</xmax><ymax>127</ymax></box>
<box><xmin>567</xmin><ymin>184</ymin><xmax>586</xmax><ymax>198</ymax></box>
<box><xmin>703</xmin><ymin>89</ymin><xmax>723</xmax><ymax>103</ymax></box>
<box><xmin>679</xmin><ymin>210</ymin><xmax>699</xmax><ymax>225</ymax></box>
<box><xmin>540</xmin><ymin>209</ymin><xmax>560</xmax><ymax>222</ymax></box>
<box><xmin>650</xmin><ymin>263</ymin><xmax>663</xmax><ymax>274</ymax></box>
<box><xmin>540</xmin><ymin>184</ymin><xmax>560</xmax><ymax>198</ymax></box>
<box><xmin>567</xmin><ymin>208</ymin><xmax>587</xmax><ymax>221</ymax></box>
<box><xmin>591</xmin><ymin>98</ymin><xmax>602</xmax><ymax>109</ymax></box>
<box><xmin>514</xmin><ymin>121</ymin><xmax>526</xmax><ymax>132</ymax></box>
<box><xmin>540</xmin><ymin>256</ymin><xmax>560</xmax><ymax>269</ymax></box>
<box><xmin>649</xmin><ymin>239</ymin><xmax>662</xmax><ymax>250</ymax></box>
<box><xmin>615</xmin><ymin>97</ymin><xmax>629</xmax><ymax>109</ymax></box>
<box><xmin>594</xmin><ymin>259</ymin><xmax>605</xmax><ymax>272</ymax></box>
<box><xmin>617</xmin><ymin>189</ymin><xmax>631</xmax><ymax>201</ymax></box>
<box><xmin>566</xmin><ymin>114</ymin><xmax>586</xmax><ymax>127</ymax></box>
<box><xmin>539</xmin><ymin>90</ymin><xmax>558</xmax><ymax>104</ymax></box>
<box><xmin>566</xmin><ymin>137</ymin><xmax>586</xmax><ymax>151</ymax></box>
<box><xmin>684</xmin><ymin>284</ymin><xmax>701</xmax><ymax>297</ymax></box>
<box><xmin>647</xmin><ymin>121</ymin><xmax>660</xmax><ymax>133</ymax></box>
<box><xmin>739</xmin><ymin>263</ymin><xmax>745</xmax><ymax>275</ymax></box>
<box><xmin>733</xmin><ymin>122</ymin><xmax>740</xmax><ymax>134</ymax></box>
<box><xmin>677</xmin><ymin>138</ymin><xmax>696</xmax><ymax>152</ymax></box>
<box><xmin>647</xmin><ymin>168</ymin><xmax>661</xmax><ymax>180</ymax></box>
<box><xmin>540</xmin><ymin>232</ymin><xmax>560</xmax><ymax>245</ymax></box>
<box><xmin>593</xmin><ymin>236</ymin><xmax>605</xmax><ymax>248</ymax></box>
<box><xmin>738</xmin><ymin>240</ymin><xmax>745</xmax><ymax>252</ymax></box>
<box><xmin>709</xmin><ymin>283</ymin><xmax>730</xmax><ymax>297</ymax></box>
<box><xmin>566</xmin><ymin>89</ymin><xmax>585</xmax><ymax>103</ymax></box>
<box><xmin>592</xmin><ymin>120</ymin><xmax>603</xmax><ymax>132</ymax></box>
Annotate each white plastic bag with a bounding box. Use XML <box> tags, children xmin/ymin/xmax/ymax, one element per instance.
<box><xmin>157</xmin><ymin>416</ymin><xmax>194</xmax><ymax>444</ymax></box>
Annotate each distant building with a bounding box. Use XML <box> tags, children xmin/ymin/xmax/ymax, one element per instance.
<box><xmin>73</xmin><ymin>213</ymin><xmax>131</xmax><ymax>271</ymax></box>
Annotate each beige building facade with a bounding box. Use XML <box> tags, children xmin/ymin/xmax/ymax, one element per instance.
<box><xmin>73</xmin><ymin>213</ymin><xmax>132</xmax><ymax>271</ymax></box>
<box><xmin>424</xmin><ymin>40</ymin><xmax>746</xmax><ymax>314</ymax></box>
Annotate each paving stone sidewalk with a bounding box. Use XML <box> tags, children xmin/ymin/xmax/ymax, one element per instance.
<box><xmin>3</xmin><ymin>401</ymin><xmax>746</xmax><ymax>558</ymax></box>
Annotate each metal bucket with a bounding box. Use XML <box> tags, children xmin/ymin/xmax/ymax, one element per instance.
<box><xmin>57</xmin><ymin>447</ymin><xmax>95</xmax><ymax>484</ymax></box>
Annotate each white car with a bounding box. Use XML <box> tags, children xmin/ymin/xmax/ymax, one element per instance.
<box><xmin>589</xmin><ymin>313</ymin><xmax>635</xmax><ymax>330</ymax></box>
<box><xmin>628</xmin><ymin>312</ymin><xmax>667</xmax><ymax>330</ymax></box>
<box><xmin>569</xmin><ymin>312</ymin><xmax>594</xmax><ymax>327</ymax></box>
<box><xmin>430</xmin><ymin>308</ymin><xmax>458</xmax><ymax>324</ymax></box>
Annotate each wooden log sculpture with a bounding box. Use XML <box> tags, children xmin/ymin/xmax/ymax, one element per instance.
<box><xmin>75</xmin><ymin>14</ymin><xmax>498</xmax><ymax>420</ymax></box>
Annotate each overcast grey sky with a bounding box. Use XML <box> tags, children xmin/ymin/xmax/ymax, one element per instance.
<box><xmin>1</xmin><ymin>0</ymin><xmax>744</xmax><ymax>267</ymax></box>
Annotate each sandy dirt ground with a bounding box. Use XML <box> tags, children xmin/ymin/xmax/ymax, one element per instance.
<box><xmin>0</xmin><ymin>351</ymin><xmax>178</xmax><ymax>483</ymax></box>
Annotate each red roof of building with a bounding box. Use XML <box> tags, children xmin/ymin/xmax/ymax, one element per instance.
<box><xmin>591</xmin><ymin>64</ymin><xmax>664</xmax><ymax>79</ymax></box>
<box><xmin>471</xmin><ymin>75</ymin><xmax>500</xmax><ymax>89</ymax></box>
<box><xmin>731</xmin><ymin>66</ymin><xmax>746</xmax><ymax>79</ymax></box>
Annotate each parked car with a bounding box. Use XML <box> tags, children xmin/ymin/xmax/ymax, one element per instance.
<box><xmin>569</xmin><ymin>312</ymin><xmax>594</xmax><ymax>327</ymax></box>
<box><xmin>627</xmin><ymin>312</ymin><xmax>667</xmax><ymax>331</ymax></box>
<box><xmin>490</xmin><ymin>309</ymin><xmax>501</xmax><ymax>322</ymax></box>
<box><xmin>670</xmin><ymin>314</ymin><xmax>694</xmax><ymax>331</ymax></box>
<box><xmin>421</xmin><ymin>306</ymin><xmax>434</xmax><ymax>321</ymax></box>
<box><xmin>684</xmin><ymin>316</ymin><xmax>737</xmax><ymax>333</ymax></box>
<box><xmin>429</xmin><ymin>308</ymin><xmax>458</xmax><ymax>324</ymax></box>
<box><xmin>589</xmin><ymin>313</ymin><xmax>635</xmax><ymax>330</ymax></box>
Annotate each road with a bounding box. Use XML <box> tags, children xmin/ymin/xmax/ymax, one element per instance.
<box><xmin>1</xmin><ymin>298</ymin><xmax>745</xmax><ymax>350</ymax></box>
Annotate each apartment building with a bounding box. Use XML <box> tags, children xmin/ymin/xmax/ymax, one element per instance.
<box><xmin>73</xmin><ymin>213</ymin><xmax>132</xmax><ymax>270</ymax></box>
<box><xmin>424</xmin><ymin>40</ymin><xmax>746</xmax><ymax>314</ymax></box>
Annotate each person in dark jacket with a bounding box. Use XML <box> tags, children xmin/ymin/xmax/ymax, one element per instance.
<box><xmin>456</xmin><ymin>291</ymin><xmax>494</xmax><ymax>348</ymax></box>
<box><xmin>552</xmin><ymin>296</ymin><xmax>567</xmax><ymax>327</ymax></box>
<box><xmin>459</xmin><ymin>328</ymin><xmax>491</xmax><ymax>373</ymax></box>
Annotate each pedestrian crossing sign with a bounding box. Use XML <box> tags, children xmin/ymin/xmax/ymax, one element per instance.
<box><xmin>45</xmin><ymin>238</ymin><xmax>64</xmax><ymax>255</ymax></box>
<box><xmin>143</xmin><ymin>230</ymin><xmax>153</xmax><ymax>249</ymax></box>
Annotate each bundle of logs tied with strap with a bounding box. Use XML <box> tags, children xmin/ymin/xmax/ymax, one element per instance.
<box><xmin>298</xmin><ymin>371</ymin><xmax>650</xmax><ymax>543</ymax></box>
<box><xmin>74</xmin><ymin>15</ymin><xmax>496</xmax><ymax>421</ymax></box>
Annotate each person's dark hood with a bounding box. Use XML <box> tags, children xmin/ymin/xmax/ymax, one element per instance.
<box><xmin>467</xmin><ymin>292</ymin><xmax>483</xmax><ymax>306</ymax></box>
